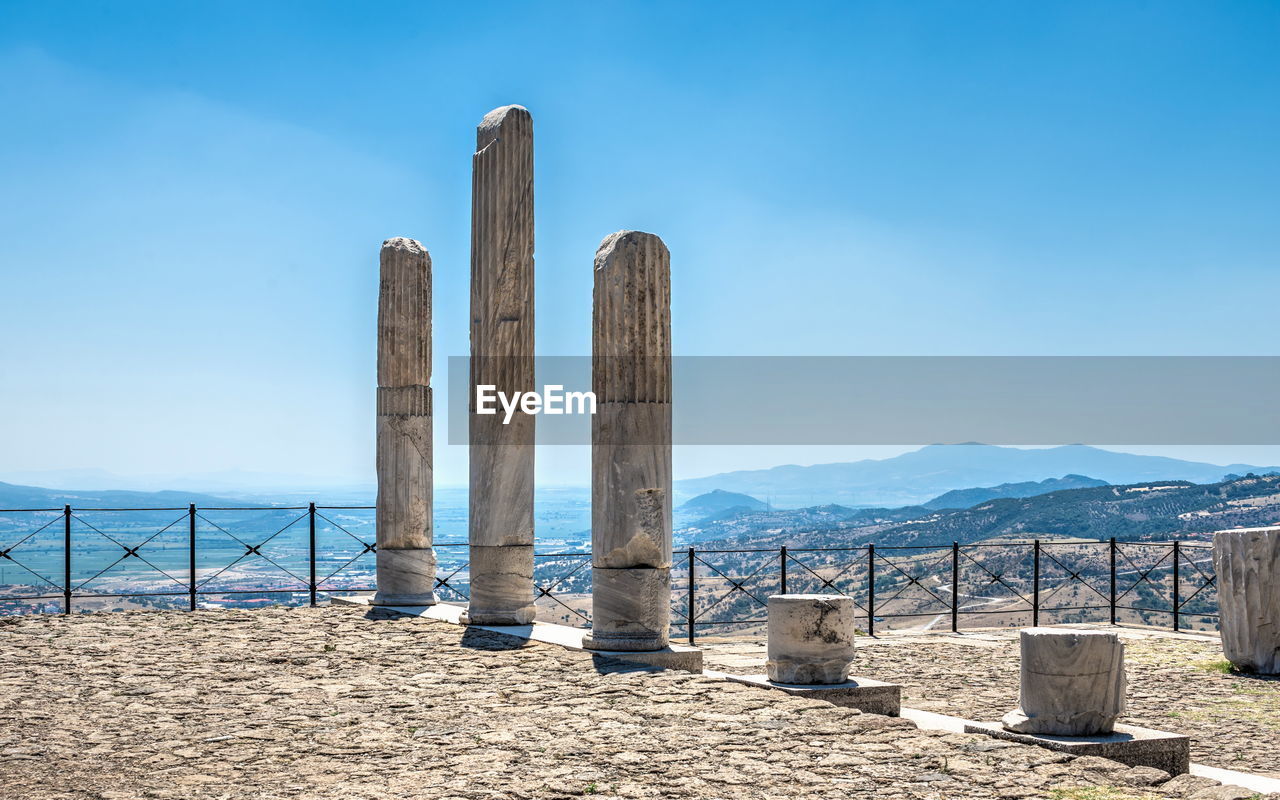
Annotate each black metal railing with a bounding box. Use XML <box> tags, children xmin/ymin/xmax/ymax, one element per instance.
<box><xmin>0</xmin><ymin>506</ymin><xmax>1219</xmax><ymax>642</ymax></box>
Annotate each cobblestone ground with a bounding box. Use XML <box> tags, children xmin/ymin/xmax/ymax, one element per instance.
<box><xmin>0</xmin><ymin>608</ymin><xmax>1262</xmax><ymax>800</ymax></box>
<box><xmin>701</xmin><ymin>627</ymin><xmax>1280</xmax><ymax>778</ymax></box>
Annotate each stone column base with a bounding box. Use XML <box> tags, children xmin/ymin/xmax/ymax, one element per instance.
<box><xmin>766</xmin><ymin>594</ymin><xmax>857</xmax><ymax>684</ymax></box>
<box><xmin>373</xmin><ymin>547</ymin><xmax>437</xmax><ymax>606</ymax></box>
<box><xmin>583</xmin><ymin>566</ymin><xmax>670</xmax><ymax>652</ymax></box>
<box><xmin>461</xmin><ymin>544</ymin><xmax>537</xmax><ymax>625</ymax></box>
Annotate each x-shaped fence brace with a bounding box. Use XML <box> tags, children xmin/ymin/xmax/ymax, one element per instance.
<box><xmin>1113</xmin><ymin>543</ymin><xmax>1175</xmax><ymax>608</ymax></box>
<box><xmin>782</xmin><ymin>550</ymin><xmax>869</xmax><ymax>615</ymax></box>
<box><xmin>1175</xmin><ymin>548</ymin><xmax>1217</xmax><ymax>616</ymax></box>
<box><xmin>956</xmin><ymin>547</ymin><xmax>1033</xmax><ymax>609</ymax></box>
<box><xmin>71</xmin><ymin>512</ymin><xmax>190</xmax><ymax>595</ymax></box>
<box><xmin>871</xmin><ymin>548</ymin><xmax>955</xmax><ymax>615</ymax></box>
<box><xmin>1036</xmin><ymin>545</ymin><xmax>1111</xmax><ymax>610</ymax></box>
<box><xmin>0</xmin><ymin>514</ymin><xmax>65</xmax><ymax>595</ymax></box>
<box><xmin>310</xmin><ymin>510</ymin><xmax>379</xmax><ymax>589</ymax></box>
<box><xmin>689</xmin><ymin>551</ymin><xmax>779</xmax><ymax>625</ymax></box>
<box><xmin>194</xmin><ymin>510</ymin><xmax>311</xmax><ymax>592</ymax></box>
<box><xmin>533</xmin><ymin>554</ymin><xmax>593</xmax><ymax>624</ymax></box>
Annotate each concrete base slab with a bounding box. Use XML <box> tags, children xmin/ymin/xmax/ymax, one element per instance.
<box><xmin>333</xmin><ymin>596</ymin><xmax>703</xmax><ymax>673</ymax></box>
<box><xmin>724</xmin><ymin>673</ymin><xmax>901</xmax><ymax>716</ymax></box>
<box><xmin>963</xmin><ymin>721</ymin><xmax>1190</xmax><ymax>776</ymax></box>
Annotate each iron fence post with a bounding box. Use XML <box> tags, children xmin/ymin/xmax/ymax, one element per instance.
<box><xmin>1032</xmin><ymin>539</ymin><xmax>1040</xmax><ymax>627</ymax></box>
<box><xmin>951</xmin><ymin>541</ymin><xmax>959</xmax><ymax>633</ymax></box>
<box><xmin>188</xmin><ymin>504</ymin><xmax>197</xmax><ymax>611</ymax></box>
<box><xmin>867</xmin><ymin>543</ymin><xmax>875</xmax><ymax>637</ymax></box>
<box><xmin>63</xmin><ymin>505</ymin><xmax>71</xmax><ymax>615</ymax></box>
<box><xmin>1172</xmin><ymin>540</ymin><xmax>1181</xmax><ymax>632</ymax></box>
<box><xmin>687</xmin><ymin>547</ymin><xmax>695</xmax><ymax>645</ymax></box>
<box><xmin>309</xmin><ymin>503</ymin><xmax>317</xmax><ymax>607</ymax></box>
<box><xmin>779</xmin><ymin>545</ymin><xmax>787</xmax><ymax>595</ymax></box>
<box><xmin>1109</xmin><ymin>537</ymin><xmax>1117</xmax><ymax>625</ymax></box>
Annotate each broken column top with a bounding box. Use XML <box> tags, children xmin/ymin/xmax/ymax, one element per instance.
<box><xmin>378</xmin><ymin>237</ymin><xmax>431</xmax><ymax>388</ymax></box>
<box><xmin>477</xmin><ymin>104</ymin><xmax>531</xmax><ymax>149</ymax></box>
<box><xmin>593</xmin><ymin>230</ymin><xmax>671</xmax><ymax>404</ymax></box>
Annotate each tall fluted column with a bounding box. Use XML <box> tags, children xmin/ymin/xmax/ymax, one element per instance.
<box><xmin>463</xmin><ymin>105</ymin><xmax>537</xmax><ymax>625</ymax></box>
<box><xmin>1213</xmin><ymin>527</ymin><xmax>1280</xmax><ymax>674</ymax></box>
<box><xmin>373</xmin><ymin>237</ymin><xmax>436</xmax><ymax>606</ymax></box>
<box><xmin>584</xmin><ymin>231</ymin><xmax>672</xmax><ymax>651</ymax></box>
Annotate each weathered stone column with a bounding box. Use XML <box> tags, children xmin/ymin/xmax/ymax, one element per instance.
<box><xmin>766</xmin><ymin>594</ymin><xmax>858</xmax><ymax>684</ymax></box>
<box><xmin>584</xmin><ymin>231</ymin><xmax>672</xmax><ymax>652</ymax></box>
<box><xmin>463</xmin><ymin>105</ymin><xmax>537</xmax><ymax>626</ymax></box>
<box><xmin>1213</xmin><ymin>527</ymin><xmax>1280</xmax><ymax>674</ymax></box>
<box><xmin>373</xmin><ymin>237</ymin><xmax>436</xmax><ymax>606</ymax></box>
<box><xmin>1002</xmin><ymin>628</ymin><xmax>1126</xmax><ymax>735</ymax></box>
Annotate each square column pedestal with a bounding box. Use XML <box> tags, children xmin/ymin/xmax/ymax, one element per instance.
<box><xmin>962</xmin><ymin>721</ymin><xmax>1190</xmax><ymax>776</ymax></box>
<box><xmin>725</xmin><ymin>673</ymin><xmax>902</xmax><ymax>716</ymax></box>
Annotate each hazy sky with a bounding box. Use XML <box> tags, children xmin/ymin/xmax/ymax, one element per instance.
<box><xmin>2</xmin><ymin>1</ymin><xmax>1279</xmax><ymax>489</ymax></box>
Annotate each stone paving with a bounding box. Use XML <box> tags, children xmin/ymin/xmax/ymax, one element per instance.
<box><xmin>1</xmin><ymin>608</ymin><xmax>1268</xmax><ymax>800</ymax></box>
<box><xmin>699</xmin><ymin>625</ymin><xmax>1280</xmax><ymax>778</ymax></box>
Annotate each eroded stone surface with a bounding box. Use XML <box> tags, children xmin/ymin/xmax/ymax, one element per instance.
<box><xmin>1214</xmin><ymin>527</ymin><xmax>1280</xmax><ymax>674</ymax></box>
<box><xmin>1003</xmin><ymin>628</ymin><xmax>1126</xmax><ymax>735</ymax></box>
<box><xmin>460</xmin><ymin>544</ymin><xmax>537</xmax><ymax>625</ymax></box>
<box><xmin>374</xmin><ymin>237</ymin><xmax>435</xmax><ymax>605</ymax></box>
<box><xmin>0</xmin><ymin>607</ymin><xmax>1223</xmax><ymax>799</ymax></box>
<box><xmin>469</xmin><ymin>105</ymin><xmax>536</xmax><ymax>623</ymax></box>
<box><xmin>584</xmin><ymin>565</ymin><xmax>671</xmax><ymax>651</ymax></box>
<box><xmin>766</xmin><ymin>594</ymin><xmax>858</xmax><ymax>684</ymax></box>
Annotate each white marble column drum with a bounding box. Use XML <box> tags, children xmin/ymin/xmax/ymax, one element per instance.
<box><xmin>584</xmin><ymin>231</ymin><xmax>672</xmax><ymax>652</ymax></box>
<box><xmin>765</xmin><ymin>594</ymin><xmax>858</xmax><ymax>684</ymax></box>
<box><xmin>464</xmin><ymin>105</ymin><xmax>537</xmax><ymax>626</ymax></box>
<box><xmin>373</xmin><ymin>237</ymin><xmax>437</xmax><ymax>606</ymax></box>
<box><xmin>1213</xmin><ymin>527</ymin><xmax>1280</xmax><ymax>674</ymax></box>
<box><xmin>1002</xmin><ymin>628</ymin><xmax>1126</xmax><ymax>736</ymax></box>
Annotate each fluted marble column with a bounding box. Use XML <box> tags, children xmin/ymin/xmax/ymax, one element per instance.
<box><xmin>373</xmin><ymin>237</ymin><xmax>436</xmax><ymax>606</ymax></box>
<box><xmin>1213</xmin><ymin>527</ymin><xmax>1280</xmax><ymax>674</ymax></box>
<box><xmin>584</xmin><ymin>231</ymin><xmax>672</xmax><ymax>651</ymax></box>
<box><xmin>463</xmin><ymin>105</ymin><xmax>537</xmax><ymax>625</ymax></box>
<box><xmin>1002</xmin><ymin>628</ymin><xmax>1126</xmax><ymax>735</ymax></box>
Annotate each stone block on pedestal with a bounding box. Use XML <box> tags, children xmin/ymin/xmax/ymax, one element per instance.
<box><xmin>766</xmin><ymin>594</ymin><xmax>858</xmax><ymax>684</ymax></box>
<box><xmin>1002</xmin><ymin>627</ymin><xmax>1125</xmax><ymax>736</ymax></box>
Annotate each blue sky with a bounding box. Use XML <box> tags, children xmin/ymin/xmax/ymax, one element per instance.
<box><xmin>2</xmin><ymin>1</ymin><xmax>1279</xmax><ymax>489</ymax></box>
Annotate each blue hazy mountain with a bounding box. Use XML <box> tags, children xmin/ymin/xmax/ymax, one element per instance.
<box><xmin>674</xmin><ymin>444</ymin><xmax>1280</xmax><ymax>508</ymax></box>
<box><xmin>677</xmin><ymin>489</ymin><xmax>767</xmax><ymax>520</ymax></box>
<box><xmin>922</xmin><ymin>474</ymin><xmax>1109</xmax><ymax>511</ymax></box>
<box><xmin>0</xmin><ymin>481</ymin><xmax>252</xmax><ymax>509</ymax></box>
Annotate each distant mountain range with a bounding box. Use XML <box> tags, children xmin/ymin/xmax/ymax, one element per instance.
<box><xmin>683</xmin><ymin>473</ymin><xmax>1280</xmax><ymax>550</ymax></box>
<box><xmin>0</xmin><ymin>482</ymin><xmax>251</xmax><ymax>510</ymax></box>
<box><xmin>922</xmin><ymin>474</ymin><xmax>1108</xmax><ymax>510</ymax></box>
<box><xmin>674</xmin><ymin>444</ymin><xmax>1280</xmax><ymax>507</ymax></box>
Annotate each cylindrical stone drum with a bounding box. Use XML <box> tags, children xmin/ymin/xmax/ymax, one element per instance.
<box><xmin>1213</xmin><ymin>527</ymin><xmax>1280</xmax><ymax>674</ymax></box>
<box><xmin>765</xmin><ymin>594</ymin><xmax>857</xmax><ymax>684</ymax></box>
<box><xmin>1001</xmin><ymin>627</ymin><xmax>1126</xmax><ymax>736</ymax></box>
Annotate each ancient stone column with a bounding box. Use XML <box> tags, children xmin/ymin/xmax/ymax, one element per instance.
<box><xmin>373</xmin><ymin>237</ymin><xmax>436</xmax><ymax>606</ymax></box>
<box><xmin>584</xmin><ymin>231</ymin><xmax>672</xmax><ymax>652</ymax></box>
<box><xmin>1213</xmin><ymin>527</ymin><xmax>1280</xmax><ymax>674</ymax></box>
<box><xmin>766</xmin><ymin>595</ymin><xmax>858</xmax><ymax>684</ymax></box>
<box><xmin>1002</xmin><ymin>628</ymin><xmax>1126</xmax><ymax>735</ymax></box>
<box><xmin>463</xmin><ymin>105</ymin><xmax>537</xmax><ymax>626</ymax></box>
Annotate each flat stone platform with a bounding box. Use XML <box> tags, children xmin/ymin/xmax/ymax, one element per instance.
<box><xmin>963</xmin><ymin>721</ymin><xmax>1190</xmax><ymax>776</ymax></box>
<box><xmin>335</xmin><ymin>597</ymin><xmax>703</xmax><ymax>673</ymax></box>
<box><xmin>721</xmin><ymin>673</ymin><xmax>901</xmax><ymax>716</ymax></box>
<box><xmin>4</xmin><ymin>605</ymin><xmax>1242</xmax><ymax>800</ymax></box>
